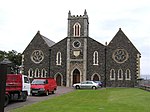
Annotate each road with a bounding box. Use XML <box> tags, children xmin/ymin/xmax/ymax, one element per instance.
<box><xmin>4</xmin><ymin>86</ymin><xmax>74</xmax><ymax>112</ymax></box>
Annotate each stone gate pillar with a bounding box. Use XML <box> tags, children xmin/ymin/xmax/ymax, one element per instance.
<box><xmin>0</xmin><ymin>58</ymin><xmax>12</xmax><ymax>112</ymax></box>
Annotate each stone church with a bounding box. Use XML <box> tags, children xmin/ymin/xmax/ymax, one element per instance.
<box><xmin>22</xmin><ymin>10</ymin><xmax>141</xmax><ymax>87</ymax></box>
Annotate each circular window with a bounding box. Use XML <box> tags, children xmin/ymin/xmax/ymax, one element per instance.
<box><xmin>112</xmin><ymin>49</ymin><xmax>129</xmax><ymax>63</ymax></box>
<box><xmin>31</xmin><ymin>50</ymin><xmax>44</xmax><ymax>64</ymax></box>
<box><xmin>73</xmin><ymin>40</ymin><xmax>81</xmax><ymax>48</ymax></box>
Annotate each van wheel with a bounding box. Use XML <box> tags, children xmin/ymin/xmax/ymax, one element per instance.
<box><xmin>32</xmin><ymin>93</ymin><xmax>35</xmax><ymax>96</ymax></box>
<box><xmin>52</xmin><ymin>90</ymin><xmax>55</xmax><ymax>94</ymax></box>
<box><xmin>46</xmin><ymin>91</ymin><xmax>49</xmax><ymax>96</ymax></box>
<box><xmin>22</xmin><ymin>92</ymin><xmax>27</xmax><ymax>101</ymax></box>
<box><xmin>5</xmin><ymin>94</ymin><xmax>9</xmax><ymax>107</ymax></box>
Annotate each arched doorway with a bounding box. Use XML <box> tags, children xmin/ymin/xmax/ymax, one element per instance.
<box><xmin>92</xmin><ymin>74</ymin><xmax>101</xmax><ymax>81</ymax></box>
<box><xmin>56</xmin><ymin>74</ymin><xmax>61</xmax><ymax>86</ymax></box>
<box><xmin>73</xmin><ymin>69</ymin><xmax>80</xmax><ymax>84</ymax></box>
<box><xmin>93</xmin><ymin>74</ymin><xmax>99</xmax><ymax>81</ymax></box>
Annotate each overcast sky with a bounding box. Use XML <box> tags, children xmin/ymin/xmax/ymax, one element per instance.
<box><xmin>0</xmin><ymin>0</ymin><xmax>150</xmax><ymax>76</ymax></box>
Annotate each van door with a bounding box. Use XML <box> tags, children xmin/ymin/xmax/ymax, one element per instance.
<box><xmin>22</xmin><ymin>75</ymin><xmax>31</xmax><ymax>95</ymax></box>
<box><xmin>47</xmin><ymin>79</ymin><xmax>51</xmax><ymax>91</ymax></box>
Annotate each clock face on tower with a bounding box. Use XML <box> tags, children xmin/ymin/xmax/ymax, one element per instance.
<box><xmin>73</xmin><ymin>40</ymin><xmax>81</xmax><ymax>48</ymax></box>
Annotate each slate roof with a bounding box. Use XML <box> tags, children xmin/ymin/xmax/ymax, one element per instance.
<box><xmin>41</xmin><ymin>34</ymin><xmax>55</xmax><ymax>47</ymax></box>
<box><xmin>22</xmin><ymin>31</ymin><xmax>55</xmax><ymax>54</ymax></box>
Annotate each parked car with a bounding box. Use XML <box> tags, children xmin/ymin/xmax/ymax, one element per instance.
<box><xmin>73</xmin><ymin>81</ymin><xmax>101</xmax><ymax>89</ymax></box>
<box><xmin>94</xmin><ymin>81</ymin><xmax>103</xmax><ymax>87</ymax></box>
<box><xmin>31</xmin><ymin>78</ymin><xmax>57</xmax><ymax>96</ymax></box>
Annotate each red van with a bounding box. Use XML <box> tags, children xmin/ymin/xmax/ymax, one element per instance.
<box><xmin>31</xmin><ymin>78</ymin><xmax>57</xmax><ymax>96</ymax></box>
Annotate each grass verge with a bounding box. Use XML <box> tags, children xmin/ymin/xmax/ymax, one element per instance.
<box><xmin>11</xmin><ymin>88</ymin><xmax>150</xmax><ymax>112</ymax></box>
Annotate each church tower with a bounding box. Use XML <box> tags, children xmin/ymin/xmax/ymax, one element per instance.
<box><xmin>67</xmin><ymin>10</ymin><xmax>89</xmax><ymax>37</ymax></box>
<box><xmin>66</xmin><ymin>10</ymin><xmax>89</xmax><ymax>87</ymax></box>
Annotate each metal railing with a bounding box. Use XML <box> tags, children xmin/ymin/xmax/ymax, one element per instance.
<box><xmin>138</xmin><ymin>80</ymin><xmax>150</xmax><ymax>91</ymax></box>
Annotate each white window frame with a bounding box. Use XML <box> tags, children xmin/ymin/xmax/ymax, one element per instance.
<box><xmin>34</xmin><ymin>68</ymin><xmax>40</xmax><ymax>78</ymax></box>
<box><xmin>56</xmin><ymin>52</ymin><xmax>62</xmax><ymax>65</ymax></box>
<box><xmin>118</xmin><ymin>69</ymin><xmax>123</xmax><ymax>80</ymax></box>
<box><xmin>110</xmin><ymin>69</ymin><xmax>115</xmax><ymax>80</ymax></box>
<box><xmin>41</xmin><ymin>68</ymin><xmax>47</xmax><ymax>78</ymax></box>
<box><xmin>73</xmin><ymin>22</ymin><xmax>81</xmax><ymax>37</ymax></box>
<box><xmin>125</xmin><ymin>69</ymin><xmax>131</xmax><ymax>80</ymax></box>
<box><xmin>93</xmin><ymin>51</ymin><xmax>99</xmax><ymax>65</ymax></box>
<box><xmin>28</xmin><ymin>68</ymin><xmax>33</xmax><ymax>78</ymax></box>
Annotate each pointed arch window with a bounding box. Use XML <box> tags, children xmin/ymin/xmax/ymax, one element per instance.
<box><xmin>125</xmin><ymin>69</ymin><xmax>131</xmax><ymax>80</ymax></box>
<box><xmin>28</xmin><ymin>68</ymin><xmax>33</xmax><ymax>78</ymax></box>
<box><xmin>56</xmin><ymin>52</ymin><xmax>62</xmax><ymax>65</ymax></box>
<box><xmin>118</xmin><ymin>69</ymin><xmax>123</xmax><ymax>80</ymax></box>
<box><xmin>41</xmin><ymin>68</ymin><xmax>47</xmax><ymax>78</ymax></box>
<box><xmin>73</xmin><ymin>22</ymin><xmax>81</xmax><ymax>37</ymax></box>
<box><xmin>34</xmin><ymin>68</ymin><xmax>40</xmax><ymax>78</ymax></box>
<box><xmin>110</xmin><ymin>69</ymin><xmax>115</xmax><ymax>80</ymax></box>
<box><xmin>93</xmin><ymin>51</ymin><xmax>99</xmax><ymax>65</ymax></box>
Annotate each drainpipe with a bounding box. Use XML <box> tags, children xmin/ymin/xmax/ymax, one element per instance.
<box><xmin>104</xmin><ymin>42</ymin><xmax>107</xmax><ymax>87</ymax></box>
<box><xmin>49</xmin><ymin>49</ymin><xmax>51</xmax><ymax>78</ymax></box>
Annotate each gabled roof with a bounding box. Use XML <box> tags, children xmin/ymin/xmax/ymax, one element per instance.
<box><xmin>87</xmin><ymin>36</ymin><xmax>105</xmax><ymax>47</ymax></box>
<box><xmin>22</xmin><ymin>31</ymin><xmax>55</xmax><ymax>54</ymax></box>
<box><xmin>108</xmin><ymin>28</ymin><xmax>140</xmax><ymax>54</ymax></box>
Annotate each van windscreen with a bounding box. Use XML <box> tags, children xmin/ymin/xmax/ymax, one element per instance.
<box><xmin>31</xmin><ymin>79</ymin><xmax>46</xmax><ymax>84</ymax></box>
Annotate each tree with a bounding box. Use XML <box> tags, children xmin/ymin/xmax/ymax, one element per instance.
<box><xmin>0</xmin><ymin>50</ymin><xmax>22</xmax><ymax>66</ymax></box>
<box><xmin>0</xmin><ymin>50</ymin><xmax>7</xmax><ymax>62</ymax></box>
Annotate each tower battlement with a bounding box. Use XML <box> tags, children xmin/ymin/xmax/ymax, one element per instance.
<box><xmin>68</xmin><ymin>10</ymin><xmax>88</xmax><ymax>19</ymax></box>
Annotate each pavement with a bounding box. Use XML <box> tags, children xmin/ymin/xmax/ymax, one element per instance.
<box><xmin>4</xmin><ymin>86</ymin><xmax>74</xmax><ymax>112</ymax></box>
